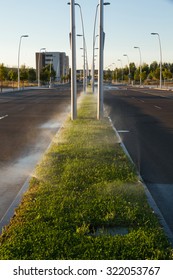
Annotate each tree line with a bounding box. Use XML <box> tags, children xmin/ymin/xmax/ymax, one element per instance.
<box><xmin>1</xmin><ymin>61</ymin><xmax>173</xmax><ymax>88</ymax></box>
<box><xmin>0</xmin><ymin>63</ymin><xmax>57</xmax><ymax>89</ymax></box>
<box><xmin>104</xmin><ymin>61</ymin><xmax>173</xmax><ymax>84</ymax></box>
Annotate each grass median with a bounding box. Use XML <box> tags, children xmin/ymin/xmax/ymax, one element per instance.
<box><xmin>0</xmin><ymin>92</ymin><xmax>172</xmax><ymax>260</ymax></box>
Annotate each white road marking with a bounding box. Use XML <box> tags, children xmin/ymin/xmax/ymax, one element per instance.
<box><xmin>117</xmin><ymin>130</ymin><xmax>130</xmax><ymax>133</ymax></box>
<box><xmin>0</xmin><ymin>114</ymin><xmax>8</xmax><ymax>120</ymax></box>
<box><xmin>154</xmin><ymin>105</ymin><xmax>162</xmax><ymax>110</ymax></box>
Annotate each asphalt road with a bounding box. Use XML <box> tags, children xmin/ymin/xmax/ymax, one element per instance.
<box><xmin>104</xmin><ymin>85</ymin><xmax>173</xmax><ymax>234</ymax></box>
<box><xmin>0</xmin><ymin>84</ymin><xmax>75</xmax><ymax>223</ymax></box>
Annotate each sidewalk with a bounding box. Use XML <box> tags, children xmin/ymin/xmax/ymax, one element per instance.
<box><xmin>0</xmin><ymin>92</ymin><xmax>172</xmax><ymax>259</ymax></box>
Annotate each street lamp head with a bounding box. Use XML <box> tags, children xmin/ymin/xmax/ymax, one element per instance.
<box><xmin>134</xmin><ymin>46</ymin><xmax>138</xmax><ymax>49</ymax></box>
<box><xmin>77</xmin><ymin>34</ymin><xmax>83</xmax><ymax>37</ymax></box>
<box><xmin>22</xmin><ymin>35</ymin><xmax>29</xmax><ymax>38</ymax></box>
<box><xmin>151</xmin><ymin>32</ymin><xmax>159</xmax><ymax>36</ymax></box>
<box><xmin>104</xmin><ymin>2</ymin><xmax>110</xmax><ymax>5</ymax></box>
<box><xmin>67</xmin><ymin>2</ymin><xmax>80</xmax><ymax>7</ymax></box>
<box><xmin>123</xmin><ymin>54</ymin><xmax>127</xmax><ymax>56</ymax></box>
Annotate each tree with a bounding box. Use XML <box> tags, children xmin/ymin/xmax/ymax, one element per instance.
<box><xmin>142</xmin><ymin>63</ymin><xmax>150</xmax><ymax>76</ymax></box>
<box><xmin>8</xmin><ymin>69</ymin><xmax>17</xmax><ymax>81</ymax></box>
<box><xmin>169</xmin><ymin>63</ymin><xmax>173</xmax><ymax>74</ymax></box>
<box><xmin>7</xmin><ymin>69</ymin><xmax>17</xmax><ymax>89</ymax></box>
<box><xmin>129</xmin><ymin>62</ymin><xmax>136</xmax><ymax>81</ymax></box>
<box><xmin>150</xmin><ymin>61</ymin><xmax>158</xmax><ymax>72</ymax></box>
<box><xmin>162</xmin><ymin>68</ymin><xmax>172</xmax><ymax>80</ymax></box>
<box><xmin>112</xmin><ymin>69</ymin><xmax>117</xmax><ymax>82</ymax></box>
<box><xmin>152</xmin><ymin>67</ymin><xmax>161</xmax><ymax>80</ymax></box>
<box><xmin>141</xmin><ymin>71</ymin><xmax>147</xmax><ymax>82</ymax></box>
<box><xmin>40</xmin><ymin>64</ymin><xmax>56</xmax><ymax>84</ymax></box>
<box><xmin>0</xmin><ymin>63</ymin><xmax>7</xmax><ymax>92</ymax></box>
<box><xmin>134</xmin><ymin>68</ymin><xmax>140</xmax><ymax>82</ymax></box>
<box><xmin>104</xmin><ymin>68</ymin><xmax>112</xmax><ymax>81</ymax></box>
<box><xmin>123</xmin><ymin>66</ymin><xmax>129</xmax><ymax>82</ymax></box>
<box><xmin>20</xmin><ymin>65</ymin><xmax>28</xmax><ymax>85</ymax></box>
<box><xmin>28</xmin><ymin>68</ymin><xmax>36</xmax><ymax>82</ymax></box>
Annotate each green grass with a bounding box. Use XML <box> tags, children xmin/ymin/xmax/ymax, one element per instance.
<box><xmin>0</xmin><ymin>93</ymin><xmax>172</xmax><ymax>260</ymax></box>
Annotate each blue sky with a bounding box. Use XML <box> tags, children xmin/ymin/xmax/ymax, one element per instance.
<box><xmin>0</xmin><ymin>0</ymin><xmax>173</xmax><ymax>70</ymax></box>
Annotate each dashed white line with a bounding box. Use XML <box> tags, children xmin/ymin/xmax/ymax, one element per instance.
<box><xmin>154</xmin><ymin>105</ymin><xmax>162</xmax><ymax>110</ymax></box>
<box><xmin>131</xmin><ymin>97</ymin><xmax>145</xmax><ymax>103</ymax></box>
<box><xmin>117</xmin><ymin>130</ymin><xmax>130</xmax><ymax>133</ymax></box>
<box><xmin>0</xmin><ymin>114</ymin><xmax>8</xmax><ymax>120</ymax></box>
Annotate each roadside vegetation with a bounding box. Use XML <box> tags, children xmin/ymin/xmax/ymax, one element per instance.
<box><xmin>0</xmin><ymin>93</ymin><xmax>172</xmax><ymax>260</ymax></box>
<box><xmin>104</xmin><ymin>61</ymin><xmax>173</xmax><ymax>85</ymax></box>
<box><xmin>0</xmin><ymin>63</ymin><xmax>69</xmax><ymax>90</ymax></box>
<box><xmin>1</xmin><ymin>60</ymin><xmax>173</xmax><ymax>90</ymax></box>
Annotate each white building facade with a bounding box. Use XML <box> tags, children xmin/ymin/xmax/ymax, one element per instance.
<box><xmin>36</xmin><ymin>51</ymin><xmax>69</xmax><ymax>82</ymax></box>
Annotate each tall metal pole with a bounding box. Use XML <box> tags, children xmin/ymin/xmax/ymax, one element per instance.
<box><xmin>49</xmin><ymin>58</ymin><xmax>52</xmax><ymax>88</ymax></box>
<box><xmin>38</xmin><ymin>48</ymin><xmax>46</xmax><ymax>87</ymax></box>
<box><xmin>97</xmin><ymin>0</ymin><xmax>104</xmax><ymax>120</ymax></box>
<box><xmin>77</xmin><ymin>34</ymin><xmax>86</xmax><ymax>93</ymax></box>
<box><xmin>158</xmin><ymin>34</ymin><xmax>162</xmax><ymax>89</ymax></box>
<box><xmin>134</xmin><ymin>46</ymin><xmax>142</xmax><ymax>86</ymax></box>
<box><xmin>75</xmin><ymin>3</ymin><xmax>86</xmax><ymax>94</ymax></box>
<box><xmin>71</xmin><ymin>0</ymin><xmax>77</xmax><ymax>119</ymax></box>
<box><xmin>82</xmin><ymin>38</ymin><xmax>89</xmax><ymax>89</ymax></box>
<box><xmin>93</xmin><ymin>2</ymin><xmax>110</xmax><ymax>94</ymax></box>
<box><xmin>118</xmin><ymin>59</ymin><xmax>123</xmax><ymax>82</ymax></box>
<box><xmin>123</xmin><ymin>54</ymin><xmax>130</xmax><ymax>84</ymax></box>
<box><xmin>18</xmin><ymin>35</ymin><xmax>28</xmax><ymax>90</ymax></box>
<box><xmin>151</xmin><ymin>32</ymin><xmax>162</xmax><ymax>88</ymax></box>
<box><xmin>92</xmin><ymin>4</ymin><xmax>99</xmax><ymax>94</ymax></box>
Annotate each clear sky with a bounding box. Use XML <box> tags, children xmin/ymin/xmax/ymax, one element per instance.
<box><xmin>0</xmin><ymin>0</ymin><xmax>173</xmax><ymax>70</ymax></box>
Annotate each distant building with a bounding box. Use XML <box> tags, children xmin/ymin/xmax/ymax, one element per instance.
<box><xmin>35</xmin><ymin>51</ymin><xmax>69</xmax><ymax>81</ymax></box>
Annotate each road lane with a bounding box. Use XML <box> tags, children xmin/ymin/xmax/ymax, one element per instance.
<box><xmin>0</xmin><ymin>85</ymin><xmax>74</xmax><ymax>221</ymax></box>
<box><xmin>104</xmin><ymin>86</ymin><xmax>173</xmax><ymax>233</ymax></box>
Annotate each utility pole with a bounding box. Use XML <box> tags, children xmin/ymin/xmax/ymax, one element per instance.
<box><xmin>97</xmin><ymin>0</ymin><xmax>104</xmax><ymax>120</ymax></box>
<box><xmin>70</xmin><ymin>0</ymin><xmax>77</xmax><ymax>119</ymax></box>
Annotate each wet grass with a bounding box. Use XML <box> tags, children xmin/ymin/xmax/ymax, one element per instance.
<box><xmin>0</xmin><ymin>93</ymin><xmax>172</xmax><ymax>259</ymax></box>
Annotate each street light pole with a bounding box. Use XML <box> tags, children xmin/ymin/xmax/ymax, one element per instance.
<box><xmin>97</xmin><ymin>0</ymin><xmax>104</xmax><ymax>119</ymax></box>
<box><xmin>18</xmin><ymin>35</ymin><xmax>29</xmax><ymax>90</ymax></box>
<box><xmin>75</xmin><ymin>3</ymin><xmax>86</xmax><ymax>93</ymax></box>
<box><xmin>92</xmin><ymin>34</ymin><xmax>99</xmax><ymax>93</ymax></box>
<box><xmin>70</xmin><ymin>0</ymin><xmax>77</xmax><ymax>120</ymax></box>
<box><xmin>151</xmin><ymin>32</ymin><xmax>162</xmax><ymax>88</ymax></box>
<box><xmin>85</xmin><ymin>43</ymin><xmax>89</xmax><ymax>89</ymax></box>
<box><xmin>77</xmin><ymin>34</ymin><xmax>86</xmax><ymax>94</ymax></box>
<box><xmin>97</xmin><ymin>1</ymin><xmax>110</xmax><ymax>120</ymax></box>
<box><xmin>117</xmin><ymin>59</ymin><xmax>123</xmax><ymax>82</ymax></box>
<box><xmin>68</xmin><ymin>2</ymin><xmax>86</xmax><ymax>93</ymax></box>
<box><xmin>49</xmin><ymin>58</ymin><xmax>53</xmax><ymax>88</ymax></box>
<box><xmin>92</xmin><ymin>2</ymin><xmax>110</xmax><ymax>94</ymax></box>
<box><xmin>92</xmin><ymin>4</ymin><xmax>99</xmax><ymax>93</ymax></box>
<box><xmin>134</xmin><ymin>46</ymin><xmax>142</xmax><ymax>86</ymax></box>
<box><xmin>38</xmin><ymin>48</ymin><xmax>46</xmax><ymax>87</ymax></box>
<box><xmin>123</xmin><ymin>54</ymin><xmax>130</xmax><ymax>84</ymax></box>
